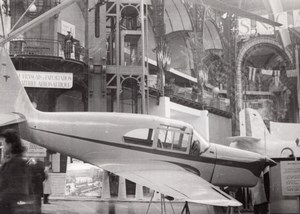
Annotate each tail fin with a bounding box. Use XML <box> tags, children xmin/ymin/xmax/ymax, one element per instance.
<box><xmin>228</xmin><ymin>108</ymin><xmax>271</xmax><ymax>155</ymax></box>
<box><xmin>0</xmin><ymin>47</ymin><xmax>35</xmax><ymax>117</ymax></box>
<box><xmin>239</xmin><ymin>108</ymin><xmax>271</xmax><ymax>140</ymax></box>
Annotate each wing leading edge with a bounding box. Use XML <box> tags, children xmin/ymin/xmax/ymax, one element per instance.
<box><xmin>0</xmin><ymin>113</ymin><xmax>26</xmax><ymax>127</ymax></box>
<box><xmin>100</xmin><ymin>162</ymin><xmax>242</xmax><ymax>207</ymax></box>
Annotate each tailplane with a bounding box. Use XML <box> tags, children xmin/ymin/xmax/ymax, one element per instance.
<box><xmin>0</xmin><ymin>47</ymin><xmax>36</xmax><ymax>118</ymax></box>
<box><xmin>227</xmin><ymin>108</ymin><xmax>271</xmax><ymax>155</ymax></box>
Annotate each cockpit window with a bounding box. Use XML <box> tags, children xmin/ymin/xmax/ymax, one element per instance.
<box><xmin>124</xmin><ymin>128</ymin><xmax>153</xmax><ymax>147</ymax></box>
<box><xmin>156</xmin><ymin>125</ymin><xmax>191</xmax><ymax>153</ymax></box>
<box><xmin>190</xmin><ymin>131</ymin><xmax>210</xmax><ymax>156</ymax></box>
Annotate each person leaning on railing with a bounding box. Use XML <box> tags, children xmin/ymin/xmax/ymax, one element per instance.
<box><xmin>64</xmin><ymin>31</ymin><xmax>74</xmax><ymax>58</ymax></box>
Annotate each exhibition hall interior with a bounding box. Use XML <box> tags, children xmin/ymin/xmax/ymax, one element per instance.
<box><xmin>0</xmin><ymin>0</ymin><xmax>300</xmax><ymax>213</ymax></box>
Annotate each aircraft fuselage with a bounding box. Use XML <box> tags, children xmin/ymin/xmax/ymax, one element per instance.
<box><xmin>21</xmin><ymin>111</ymin><xmax>266</xmax><ymax>188</ymax></box>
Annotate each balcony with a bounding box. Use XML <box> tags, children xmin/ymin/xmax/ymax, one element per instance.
<box><xmin>148</xmin><ymin>75</ymin><xmax>232</xmax><ymax>117</ymax></box>
<box><xmin>9</xmin><ymin>38</ymin><xmax>86</xmax><ymax>62</ymax></box>
<box><xmin>9</xmin><ymin>38</ymin><xmax>88</xmax><ymax>94</ymax></box>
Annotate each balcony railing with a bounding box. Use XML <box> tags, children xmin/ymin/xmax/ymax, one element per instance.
<box><xmin>167</xmin><ymin>85</ymin><xmax>230</xmax><ymax>112</ymax></box>
<box><xmin>148</xmin><ymin>75</ymin><xmax>231</xmax><ymax>114</ymax></box>
<box><xmin>9</xmin><ymin>38</ymin><xmax>86</xmax><ymax>62</ymax></box>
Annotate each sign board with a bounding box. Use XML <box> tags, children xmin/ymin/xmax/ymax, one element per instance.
<box><xmin>17</xmin><ymin>71</ymin><xmax>73</xmax><ymax>89</ymax></box>
<box><xmin>280</xmin><ymin>161</ymin><xmax>300</xmax><ymax>196</ymax></box>
<box><xmin>61</xmin><ymin>20</ymin><xmax>75</xmax><ymax>38</ymax></box>
<box><xmin>50</xmin><ymin>173</ymin><xmax>66</xmax><ymax>197</ymax></box>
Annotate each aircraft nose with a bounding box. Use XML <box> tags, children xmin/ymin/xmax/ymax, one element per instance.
<box><xmin>265</xmin><ymin>157</ymin><xmax>277</xmax><ymax>168</ymax></box>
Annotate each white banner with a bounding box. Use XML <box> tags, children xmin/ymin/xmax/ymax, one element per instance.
<box><xmin>256</xmin><ymin>15</ymin><xmax>274</xmax><ymax>35</ymax></box>
<box><xmin>17</xmin><ymin>71</ymin><xmax>73</xmax><ymax>89</ymax></box>
<box><xmin>248</xmin><ymin>67</ymin><xmax>257</xmax><ymax>81</ymax></box>
<box><xmin>261</xmin><ymin>69</ymin><xmax>273</xmax><ymax>76</ymax></box>
<box><xmin>239</xmin><ymin>9</ymin><xmax>300</xmax><ymax>35</ymax></box>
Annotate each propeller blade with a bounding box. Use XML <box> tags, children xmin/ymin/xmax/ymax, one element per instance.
<box><xmin>201</xmin><ymin>0</ymin><xmax>282</xmax><ymax>27</ymax></box>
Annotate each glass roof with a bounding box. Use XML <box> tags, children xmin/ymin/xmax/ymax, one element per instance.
<box><xmin>203</xmin><ymin>20</ymin><xmax>223</xmax><ymax>50</ymax></box>
<box><xmin>164</xmin><ymin>0</ymin><xmax>222</xmax><ymax>51</ymax></box>
<box><xmin>164</xmin><ymin>0</ymin><xmax>193</xmax><ymax>34</ymax></box>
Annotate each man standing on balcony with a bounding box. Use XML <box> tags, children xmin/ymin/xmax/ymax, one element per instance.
<box><xmin>64</xmin><ymin>31</ymin><xmax>74</xmax><ymax>58</ymax></box>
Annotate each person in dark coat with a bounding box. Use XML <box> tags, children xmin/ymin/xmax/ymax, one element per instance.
<box><xmin>28</xmin><ymin>158</ymin><xmax>45</xmax><ymax>214</ymax></box>
<box><xmin>0</xmin><ymin>129</ymin><xmax>31</xmax><ymax>214</ymax></box>
<box><xmin>64</xmin><ymin>31</ymin><xmax>74</xmax><ymax>58</ymax></box>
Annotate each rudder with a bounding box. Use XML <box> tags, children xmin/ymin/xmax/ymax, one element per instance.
<box><xmin>0</xmin><ymin>47</ymin><xmax>35</xmax><ymax>117</ymax></box>
<box><xmin>239</xmin><ymin>108</ymin><xmax>271</xmax><ymax>140</ymax></box>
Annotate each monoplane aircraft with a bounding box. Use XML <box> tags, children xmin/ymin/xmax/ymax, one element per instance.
<box><xmin>0</xmin><ymin>47</ymin><xmax>276</xmax><ymax>210</ymax></box>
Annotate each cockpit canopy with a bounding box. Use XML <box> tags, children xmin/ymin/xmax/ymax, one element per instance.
<box><xmin>123</xmin><ymin>123</ymin><xmax>210</xmax><ymax>155</ymax></box>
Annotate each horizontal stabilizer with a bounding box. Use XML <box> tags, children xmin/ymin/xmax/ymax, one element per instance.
<box><xmin>227</xmin><ymin>136</ymin><xmax>265</xmax><ymax>155</ymax></box>
<box><xmin>227</xmin><ymin>136</ymin><xmax>261</xmax><ymax>143</ymax></box>
<box><xmin>0</xmin><ymin>113</ymin><xmax>26</xmax><ymax>127</ymax></box>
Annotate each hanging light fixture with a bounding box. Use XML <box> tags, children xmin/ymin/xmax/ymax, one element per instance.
<box><xmin>221</xmin><ymin>12</ymin><xmax>228</xmax><ymax>19</ymax></box>
<box><xmin>28</xmin><ymin>3</ymin><xmax>37</xmax><ymax>12</ymax></box>
<box><xmin>10</xmin><ymin>0</ymin><xmax>38</xmax><ymax>33</ymax></box>
<box><xmin>55</xmin><ymin>0</ymin><xmax>61</xmax><ymax>6</ymax></box>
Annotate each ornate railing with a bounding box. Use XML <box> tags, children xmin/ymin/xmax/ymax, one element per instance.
<box><xmin>9</xmin><ymin>38</ymin><xmax>86</xmax><ymax>62</ymax></box>
<box><xmin>165</xmin><ymin>85</ymin><xmax>231</xmax><ymax>113</ymax></box>
<box><xmin>148</xmin><ymin>75</ymin><xmax>231</xmax><ymax>114</ymax></box>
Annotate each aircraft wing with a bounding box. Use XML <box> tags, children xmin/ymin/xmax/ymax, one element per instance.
<box><xmin>99</xmin><ymin>162</ymin><xmax>242</xmax><ymax>207</ymax></box>
<box><xmin>0</xmin><ymin>113</ymin><xmax>26</xmax><ymax>127</ymax></box>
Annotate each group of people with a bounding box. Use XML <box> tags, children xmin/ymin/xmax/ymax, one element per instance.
<box><xmin>0</xmin><ymin>129</ymin><xmax>52</xmax><ymax>214</ymax></box>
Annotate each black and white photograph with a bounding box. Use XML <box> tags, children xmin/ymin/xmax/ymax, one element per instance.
<box><xmin>0</xmin><ymin>0</ymin><xmax>300</xmax><ymax>213</ymax></box>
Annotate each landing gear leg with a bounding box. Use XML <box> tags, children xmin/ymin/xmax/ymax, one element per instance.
<box><xmin>226</xmin><ymin>206</ymin><xmax>241</xmax><ymax>214</ymax></box>
<box><xmin>146</xmin><ymin>192</ymin><xmax>175</xmax><ymax>214</ymax></box>
<box><xmin>146</xmin><ymin>190</ymin><xmax>156</xmax><ymax>214</ymax></box>
<box><xmin>181</xmin><ymin>201</ymin><xmax>190</xmax><ymax>214</ymax></box>
<box><xmin>161</xmin><ymin>194</ymin><xmax>167</xmax><ymax>214</ymax></box>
